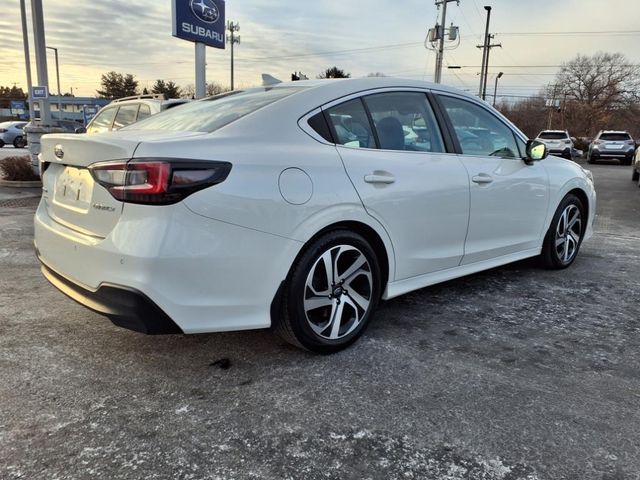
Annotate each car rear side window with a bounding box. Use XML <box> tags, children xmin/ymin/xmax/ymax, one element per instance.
<box><xmin>87</xmin><ymin>107</ymin><xmax>117</xmax><ymax>134</ymax></box>
<box><xmin>307</xmin><ymin>111</ymin><xmax>333</xmax><ymax>143</ymax></box>
<box><xmin>439</xmin><ymin>95</ymin><xmax>519</xmax><ymax>158</ymax></box>
<box><xmin>113</xmin><ymin>104</ymin><xmax>140</xmax><ymax>130</ymax></box>
<box><xmin>125</xmin><ymin>87</ymin><xmax>305</xmax><ymax>133</ymax></box>
<box><xmin>363</xmin><ymin>92</ymin><xmax>444</xmax><ymax>152</ymax></box>
<box><xmin>599</xmin><ymin>133</ymin><xmax>631</xmax><ymax>141</ymax></box>
<box><xmin>539</xmin><ymin>132</ymin><xmax>568</xmax><ymax>140</ymax></box>
<box><xmin>137</xmin><ymin>104</ymin><xmax>151</xmax><ymax>121</ymax></box>
<box><xmin>326</xmin><ymin>99</ymin><xmax>376</xmax><ymax>148</ymax></box>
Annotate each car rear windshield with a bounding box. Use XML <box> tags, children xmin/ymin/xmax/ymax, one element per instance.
<box><xmin>599</xmin><ymin>133</ymin><xmax>631</xmax><ymax>141</ymax></box>
<box><xmin>124</xmin><ymin>87</ymin><xmax>305</xmax><ymax>133</ymax></box>
<box><xmin>538</xmin><ymin>132</ymin><xmax>568</xmax><ymax>140</ymax></box>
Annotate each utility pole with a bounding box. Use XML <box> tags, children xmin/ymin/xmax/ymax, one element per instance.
<box><xmin>428</xmin><ymin>0</ymin><xmax>460</xmax><ymax>84</ymax></box>
<box><xmin>226</xmin><ymin>21</ymin><xmax>240</xmax><ymax>91</ymax></box>
<box><xmin>481</xmin><ymin>35</ymin><xmax>501</xmax><ymax>100</ymax></box>
<box><xmin>478</xmin><ymin>6</ymin><xmax>491</xmax><ymax>97</ymax></box>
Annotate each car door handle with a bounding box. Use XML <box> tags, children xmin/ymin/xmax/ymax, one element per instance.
<box><xmin>364</xmin><ymin>172</ymin><xmax>395</xmax><ymax>184</ymax></box>
<box><xmin>471</xmin><ymin>174</ymin><xmax>494</xmax><ymax>184</ymax></box>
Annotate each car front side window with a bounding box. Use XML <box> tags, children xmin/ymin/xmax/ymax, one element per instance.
<box><xmin>363</xmin><ymin>92</ymin><xmax>444</xmax><ymax>153</ymax></box>
<box><xmin>439</xmin><ymin>95</ymin><xmax>519</xmax><ymax>158</ymax></box>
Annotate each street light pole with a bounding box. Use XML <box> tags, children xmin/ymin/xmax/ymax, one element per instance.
<box><xmin>493</xmin><ymin>71</ymin><xmax>503</xmax><ymax>107</ymax></box>
<box><xmin>46</xmin><ymin>46</ymin><xmax>62</xmax><ymax>119</ymax></box>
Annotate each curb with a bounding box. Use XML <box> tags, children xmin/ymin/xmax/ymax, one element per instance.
<box><xmin>0</xmin><ymin>179</ymin><xmax>42</xmax><ymax>188</ymax></box>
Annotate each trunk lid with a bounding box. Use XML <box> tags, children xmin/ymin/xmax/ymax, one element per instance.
<box><xmin>40</xmin><ymin>133</ymin><xmax>142</xmax><ymax>238</ymax></box>
<box><xmin>40</xmin><ymin>131</ymin><xmax>207</xmax><ymax>238</ymax></box>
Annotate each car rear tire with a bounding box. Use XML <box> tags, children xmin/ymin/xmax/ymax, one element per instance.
<box><xmin>274</xmin><ymin>230</ymin><xmax>381</xmax><ymax>353</ymax></box>
<box><xmin>0</xmin><ymin>140</ymin><xmax>4</xmax><ymax>148</ymax></box>
<box><xmin>13</xmin><ymin>136</ymin><xmax>26</xmax><ymax>148</ymax></box>
<box><xmin>632</xmin><ymin>169</ymin><xmax>639</xmax><ymax>182</ymax></box>
<box><xmin>540</xmin><ymin>194</ymin><xmax>585</xmax><ymax>270</ymax></box>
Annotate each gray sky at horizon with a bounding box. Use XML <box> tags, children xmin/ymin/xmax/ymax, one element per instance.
<box><xmin>1</xmin><ymin>0</ymin><xmax>639</xmax><ymax>98</ymax></box>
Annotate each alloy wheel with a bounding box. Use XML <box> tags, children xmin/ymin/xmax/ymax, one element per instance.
<box><xmin>303</xmin><ymin>245</ymin><xmax>373</xmax><ymax>340</ymax></box>
<box><xmin>555</xmin><ymin>204</ymin><xmax>582</xmax><ymax>264</ymax></box>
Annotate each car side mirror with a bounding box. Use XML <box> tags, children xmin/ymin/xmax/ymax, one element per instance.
<box><xmin>75</xmin><ymin>127</ymin><xmax>86</xmax><ymax>134</ymax></box>
<box><xmin>525</xmin><ymin>139</ymin><xmax>548</xmax><ymax>163</ymax></box>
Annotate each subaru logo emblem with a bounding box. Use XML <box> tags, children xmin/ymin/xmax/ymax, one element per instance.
<box><xmin>190</xmin><ymin>0</ymin><xmax>220</xmax><ymax>23</ymax></box>
<box><xmin>54</xmin><ymin>144</ymin><xmax>64</xmax><ymax>159</ymax></box>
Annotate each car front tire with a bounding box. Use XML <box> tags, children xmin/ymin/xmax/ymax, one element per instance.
<box><xmin>13</xmin><ymin>136</ymin><xmax>26</xmax><ymax>148</ymax></box>
<box><xmin>274</xmin><ymin>230</ymin><xmax>381</xmax><ymax>353</ymax></box>
<box><xmin>632</xmin><ymin>168</ymin><xmax>639</xmax><ymax>182</ymax></box>
<box><xmin>541</xmin><ymin>194</ymin><xmax>585</xmax><ymax>269</ymax></box>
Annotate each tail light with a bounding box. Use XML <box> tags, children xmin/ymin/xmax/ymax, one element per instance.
<box><xmin>564</xmin><ymin>140</ymin><xmax>572</xmax><ymax>144</ymax></box>
<box><xmin>89</xmin><ymin>158</ymin><xmax>231</xmax><ymax>205</ymax></box>
<box><xmin>593</xmin><ymin>140</ymin><xmax>602</xmax><ymax>145</ymax></box>
<box><xmin>627</xmin><ymin>140</ymin><xmax>635</xmax><ymax>145</ymax></box>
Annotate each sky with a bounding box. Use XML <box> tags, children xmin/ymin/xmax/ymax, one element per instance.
<box><xmin>1</xmin><ymin>0</ymin><xmax>639</xmax><ymax>99</ymax></box>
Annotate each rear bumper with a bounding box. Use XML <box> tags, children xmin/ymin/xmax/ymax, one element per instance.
<box><xmin>590</xmin><ymin>149</ymin><xmax>634</xmax><ymax>158</ymax></box>
<box><xmin>38</xmin><ymin>259</ymin><xmax>182</xmax><ymax>334</ymax></box>
<box><xmin>34</xmin><ymin>199</ymin><xmax>303</xmax><ymax>334</ymax></box>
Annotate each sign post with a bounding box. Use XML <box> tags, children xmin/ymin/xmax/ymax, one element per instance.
<box><xmin>171</xmin><ymin>0</ymin><xmax>226</xmax><ymax>99</ymax></box>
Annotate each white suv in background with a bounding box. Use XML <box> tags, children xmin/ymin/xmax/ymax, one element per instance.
<box><xmin>588</xmin><ymin>130</ymin><xmax>636</xmax><ymax>165</ymax></box>
<box><xmin>534</xmin><ymin>130</ymin><xmax>573</xmax><ymax>160</ymax></box>
<box><xmin>85</xmin><ymin>94</ymin><xmax>188</xmax><ymax>134</ymax></box>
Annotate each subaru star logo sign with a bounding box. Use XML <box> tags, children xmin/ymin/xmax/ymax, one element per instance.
<box><xmin>172</xmin><ymin>0</ymin><xmax>226</xmax><ymax>49</ymax></box>
<box><xmin>190</xmin><ymin>0</ymin><xmax>219</xmax><ymax>23</ymax></box>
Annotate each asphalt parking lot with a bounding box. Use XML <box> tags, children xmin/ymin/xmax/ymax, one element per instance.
<box><xmin>1</xmin><ymin>160</ymin><xmax>639</xmax><ymax>480</ymax></box>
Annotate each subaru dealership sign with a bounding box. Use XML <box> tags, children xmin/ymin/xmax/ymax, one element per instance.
<box><xmin>82</xmin><ymin>105</ymin><xmax>100</xmax><ymax>126</ymax></box>
<box><xmin>172</xmin><ymin>0</ymin><xmax>226</xmax><ymax>49</ymax></box>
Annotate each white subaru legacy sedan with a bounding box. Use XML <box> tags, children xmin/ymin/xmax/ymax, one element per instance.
<box><xmin>35</xmin><ymin>78</ymin><xmax>596</xmax><ymax>353</ymax></box>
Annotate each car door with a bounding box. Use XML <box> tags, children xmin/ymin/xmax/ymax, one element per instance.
<box><xmin>435</xmin><ymin>94</ymin><xmax>549</xmax><ymax>265</ymax></box>
<box><xmin>325</xmin><ymin>91</ymin><xmax>470</xmax><ymax>281</ymax></box>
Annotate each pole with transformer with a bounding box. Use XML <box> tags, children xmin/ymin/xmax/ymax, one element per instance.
<box><xmin>226</xmin><ymin>21</ymin><xmax>240</xmax><ymax>91</ymax></box>
<box><xmin>433</xmin><ymin>0</ymin><xmax>459</xmax><ymax>83</ymax></box>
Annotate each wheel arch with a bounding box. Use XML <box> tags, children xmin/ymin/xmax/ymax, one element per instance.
<box><xmin>567</xmin><ymin>187</ymin><xmax>589</xmax><ymax>232</ymax></box>
<box><xmin>270</xmin><ymin>219</ymin><xmax>394</xmax><ymax>328</ymax></box>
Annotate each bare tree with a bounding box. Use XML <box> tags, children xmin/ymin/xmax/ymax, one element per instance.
<box><xmin>555</xmin><ymin>52</ymin><xmax>640</xmax><ymax>136</ymax></box>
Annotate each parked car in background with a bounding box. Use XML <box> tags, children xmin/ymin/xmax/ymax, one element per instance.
<box><xmin>85</xmin><ymin>94</ymin><xmax>189</xmax><ymax>134</ymax></box>
<box><xmin>534</xmin><ymin>130</ymin><xmax>573</xmax><ymax>159</ymax></box>
<box><xmin>35</xmin><ymin>78</ymin><xmax>596</xmax><ymax>353</ymax></box>
<box><xmin>0</xmin><ymin>121</ymin><xmax>28</xmax><ymax>148</ymax></box>
<box><xmin>587</xmin><ymin>130</ymin><xmax>635</xmax><ymax>165</ymax></box>
<box><xmin>632</xmin><ymin>146</ymin><xmax>640</xmax><ymax>185</ymax></box>
<box><xmin>56</xmin><ymin>120</ymin><xmax>86</xmax><ymax>134</ymax></box>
